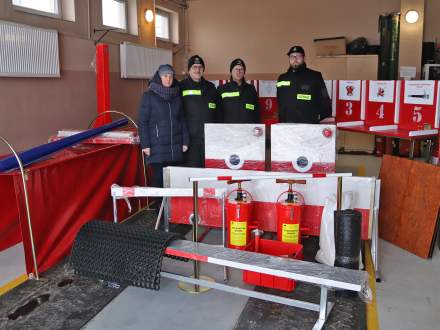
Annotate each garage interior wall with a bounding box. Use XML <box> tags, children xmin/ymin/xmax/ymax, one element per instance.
<box><xmin>0</xmin><ymin>0</ymin><xmax>177</xmax><ymax>154</ymax></box>
<box><xmin>187</xmin><ymin>0</ymin><xmax>439</xmax><ymax>79</ymax></box>
<box><xmin>1</xmin><ymin>0</ymin><xmax>440</xmax><ymax>153</ymax></box>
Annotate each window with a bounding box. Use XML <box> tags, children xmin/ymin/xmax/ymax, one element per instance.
<box><xmin>12</xmin><ymin>0</ymin><xmax>61</xmax><ymax>17</ymax></box>
<box><xmin>155</xmin><ymin>10</ymin><xmax>170</xmax><ymax>41</ymax></box>
<box><xmin>102</xmin><ymin>0</ymin><xmax>127</xmax><ymax>31</ymax></box>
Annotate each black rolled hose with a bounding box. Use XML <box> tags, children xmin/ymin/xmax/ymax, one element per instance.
<box><xmin>334</xmin><ymin>209</ymin><xmax>362</xmax><ymax>270</ymax></box>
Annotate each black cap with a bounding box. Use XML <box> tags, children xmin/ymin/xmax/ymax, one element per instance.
<box><xmin>230</xmin><ymin>58</ymin><xmax>246</xmax><ymax>72</ymax></box>
<box><xmin>287</xmin><ymin>46</ymin><xmax>305</xmax><ymax>56</ymax></box>
<box><xmin>187</xmin><ymin>55</ymin><xmax>205</xmax><ymax>70</ymax></box>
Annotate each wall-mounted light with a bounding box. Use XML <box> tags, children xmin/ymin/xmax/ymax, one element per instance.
<box><xmin>405</xmin><ymin>10</ymin><xmax>419</xmax><ymax>24</ymax></box>
<box><xmin>145</xmin><ymin>9</ymin><xmax>154</xmax><ymax>23</ymax></box>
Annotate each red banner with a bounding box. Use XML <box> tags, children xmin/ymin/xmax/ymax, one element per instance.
<box><xmin>12</xmin><ymin>144</ymin><xmax>142</xmax><ymax>275</ymax></box>
<box><xmin>169</xmin><ymin>199</ymin><xmax>370</xmax><ymax>240</ymax></box>
<box><xmin>0</xmin><ymin>174</ymin><xmax>22</xmax><ymax>251</ymax></box>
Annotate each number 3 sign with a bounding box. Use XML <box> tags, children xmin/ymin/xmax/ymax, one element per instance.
<box><xmin>336</xmin><ymin>80</ymin><xmax>365</xmax><ymax>124</ymax></box>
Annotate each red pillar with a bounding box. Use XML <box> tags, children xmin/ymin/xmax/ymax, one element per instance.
<box><xmin>95</xmin><ymin>44</ymin><xmax>111</xmax><ymax>127</ymax></box>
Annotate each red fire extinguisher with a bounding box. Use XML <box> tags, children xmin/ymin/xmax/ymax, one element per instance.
<box><xmin>227</xmin><ymin>180</ymin><xmax>253</xmax><ymax>250</ymax></box>
<box><xmin>276</xmin><ymin>179</ymin><xmax>306</xmax><ymax>244</ymax></box>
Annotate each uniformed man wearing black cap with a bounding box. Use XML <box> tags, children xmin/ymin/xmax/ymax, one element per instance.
<box><xmin>180</xmin><ymin>55</ymin><xmax>219</xmax><ymax>167</ymax></box>
<box><xmin>217</xmin><ymin>58</ymin><xmax>260</xmax><ymax>123</ymax></box>
<box><xmin>277</xmin><ymin>46</ymin><xmax>332</xmax><ymax>123</ymax></box>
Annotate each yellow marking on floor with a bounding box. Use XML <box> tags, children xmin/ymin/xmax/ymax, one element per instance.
<box><xmin>365</xmin><ymin>242</ymin><xmax>379</xmax><ymax>330</ymax></box>
<box><xmin>0</xmin><ymin>274</ymin><xmax>28</xmax><ymax>296</ymax></box>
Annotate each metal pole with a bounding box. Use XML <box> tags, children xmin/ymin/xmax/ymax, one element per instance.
<box><xmin>336</xmin><ymin>177</ymin><xmax>343</xmax><ymax>211</ymax></box>
<box><xmin>88</xmin><ymin>110</ymin><xmax>148</xmax><ymax>209</ymax></box>
<box><xmin>155</xmin><ymin>198</ymin><xmax>166</xmax><ymax>231</ymax></box>
<box><xmin>193</xmin><ymin>180</ymin><xmax>200</xmax><ymax>292</ymax></box>
<box><xmin>373</xmin><ymin>210</ymin><xmax>381</xmax><ymax>281</ymax></box>
<box><xmin>88</xmin><ymin>110</ymin><xmax>138</xmax><ymax>129</ymax></box>
<box><xmin>112</xmin><ymin>196</ymin><xmax>118</xmax><ymax>223</ymax></box>
<box><xmin>221</xmin><ymin>192</ymin><xmax>229</xmax><ymax>282</ymax></box>
<box><xmin>164</xmin><ymin>197</ymin><xmax>170</xmax><ymax>232</ymax></box>
<box><xmin>141</xmin><ymin>151</ymin><xmax>148</xmax><ymax>209</ymax></box>
<box><xmin>0</xmin><ymin>135</ymin><xmax>39</xmax><ymax>280</ymax></box>
<box><xmin>314</xmin><ymin>286</ymin><xmax>329</xmax><ymax>330</ymax></box>
<box><xmin>426</xmin><ymin>139</ymin><xmax>433</xmax><ymax>163</ymax></box>
<box><xmin>409</xmin><ymin>139</ymin><xmax>416</xmax><ymax>160</ymax></box>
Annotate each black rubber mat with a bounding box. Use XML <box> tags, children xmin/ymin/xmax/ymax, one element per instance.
<box><xmin>234</xmin><ymin>237</ymin><xmax>367</xmax><ymax>330</ymax></box>
<box><xmin>70</xmin><ymin>220</ymin><xmax>183</xmax><ymax>290</ymax></box>
<box><xmin>0</xmin><ymin>210</ymin><xmax>187</xmax><ymax>330</ymax></box>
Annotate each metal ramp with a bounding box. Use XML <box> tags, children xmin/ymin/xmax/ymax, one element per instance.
<box><xmin>163</xmin><ymin>240</ymin><xmax>370</xmax><ymax>330</ymax></box>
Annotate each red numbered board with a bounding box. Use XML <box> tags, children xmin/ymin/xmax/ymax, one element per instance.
<box><xmin>399</xmin><ymin>81</ymin><xmax>440</xmax><ymax>130</ymax></box>
<box><xmin>365</xmin><ymin>80</ymin><xmax>400</xmax><ymax>127</ymax></box>
<box><xmin>336</xmin><ymin>80</ymin><xmax>365</xmax><ymax>123</ymax></box>
<box><xmin>258</xmin><ymin>80</ymin><xmax>279</xmax><ymax>125</ymax></box>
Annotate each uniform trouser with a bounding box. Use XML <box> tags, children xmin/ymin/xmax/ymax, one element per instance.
<box><xmin>183</xmin><ymin>142</ymin><xmax>205</xmax><ymax>168</ymax></box>
<box><xmin>149</xmin><ymin>161</ymin><xmax>178</xmax><ymax>209</ymax></box>
<box><xmin>149</xmin><ymin>161</ymin><xmax>178</xmax><ymax>188</ymax></box>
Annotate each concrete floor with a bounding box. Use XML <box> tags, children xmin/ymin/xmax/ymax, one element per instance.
<box><xmin>82</xmin><ymin>229</ymin><xmax>440</xmax><ymax>330</ymax></box>
<box><xmin>3</xmin><ymin>234</ymin><xmax>440</xmax><ymax>330</ymax></box>
<box><xmin>83</xmin><ymin>260</ymin><xmax>249</xmax><ymax>330</ymax></box>
<box><xmin>338</xmin><ymin>154</ymin><xmax>440</xmax><ymax>330</ymax></box>
<box><xmin>0</xmin><ymin>243</ymin><xmax>26</xmax><ymax>288</ymax></box>
<box><xmin>3</xmin><ymin>154</ymin><xmax>440</xmax><ymax>329</ymax></box>
<box><xmin>83</xmin><ymin>229</ymin><xmax>251</xmax><ymax>330</ymax></box>
<box><xmin>376</xmin><ymin>238</ymin><xmax>440</xmax><ymax>330</ymax></box>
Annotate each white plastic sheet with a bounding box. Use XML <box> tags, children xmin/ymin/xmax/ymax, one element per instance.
<box><xmin>271</xmin><ymin>124</ymin><xmax>336</xmax><ymax>173</ymax></box>
<box><xmin>204</xmin><ymin>124</ymin><xmax>265</xmax><ymax>170</ymax></box>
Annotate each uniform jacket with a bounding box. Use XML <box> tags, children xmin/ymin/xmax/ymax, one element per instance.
<box><xmin>179</xmin><ymin>77</ymin><xmax>219</xmax><ymax>144</ymax></box>
<box><xmin>277</xmin><ymin>65</ymin><xmax>332</xmax><ymax>123</ymax></box>
<box><xmin>217</xmin><ymin>80</ymin><xmax>260</xmax><ymax>123</ymax></box>
<box><xmin>138</xmin><ymin>72</ymin><xmax>189</xmax><ymax>164</ymax></box>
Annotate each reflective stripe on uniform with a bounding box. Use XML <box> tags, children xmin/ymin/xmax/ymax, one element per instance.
<box><xmin>221</xmin><ymin>91</ymin><xmax>240</xmax><ymax>98</ymax></box>
<box><xmin>297</xmin><ymin>93</ymin><xmax>312</xmax><ymax>100</ymax></box>
<box><xmin>208</xmin><ymin>102</ymin><xmax>216</xmax><ymax>109</ymax></box>
<box><xmin>182</xmin><ymin>89</ymin><xmax>202</xmax><ymax>96</ymax></box>
<box><xmin>276</xmin><ymin>81</ymin><xmax>291</xmax><ymax>87</ymax></box>
<box><xmin>245</xmin><ymin>103</ymin><xmax>255</xmax><ymax>110</ymax></box>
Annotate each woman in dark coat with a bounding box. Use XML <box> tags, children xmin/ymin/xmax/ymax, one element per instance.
<box><xmin>138</xmin><ymin>64</ymin><xmax>189</xmax><ymax>188</ymax></box>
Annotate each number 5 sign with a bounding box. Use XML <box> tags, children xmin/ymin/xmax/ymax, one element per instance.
<box><xmin>336</xmin><ymin>80</ymin><xmax>365</xmax><ymax>125</ymax></box>
<box><xmin>365</xmin><ymin>80</ymin><xmax>400</xmax><ymax>127</ymax></box>
<box><xmin>399</xmin><ymin>81</ymin><xmax>440</xmax><ymax>130</ymax></box>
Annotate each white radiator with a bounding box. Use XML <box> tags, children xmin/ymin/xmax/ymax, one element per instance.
<box><xmin>0</xmin><ymin>20</ymin><xmax>60</xmax><ymax>77</ymax></box>
<box><xmin>120</xmin><ymin>42</ymin><xmax>172</xmax><ymax>79</ymax></box>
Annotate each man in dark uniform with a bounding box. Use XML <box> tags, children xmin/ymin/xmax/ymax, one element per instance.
<box><xmin>180</xmin><ymin>55</ymin><xmax>219</xmax><ymax>167</ymax></box>
<box><xmin>217</xmin><ymin>58</ymin><xmax>260</xmax><ymax>123</ymax></box>
<box><xmin>277</xmin><ymin>46</ymin><xmax>332</xmax><ymax>123</ymax></box>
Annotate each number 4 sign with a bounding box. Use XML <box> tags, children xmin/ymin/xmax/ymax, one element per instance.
<box><xmin>365</xmin><ymin>80</ymin><xmax>400</xmax><ymax>128</ymax></box>
<box><xmin>336</xmin><ymin>80</ymin><xmax>365</xmax><ymax>126</ymax></box>
<box><xmin>399</xmin><ymin>81</ymin><xmax>440</xmax><ymax>130</ymax></box>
